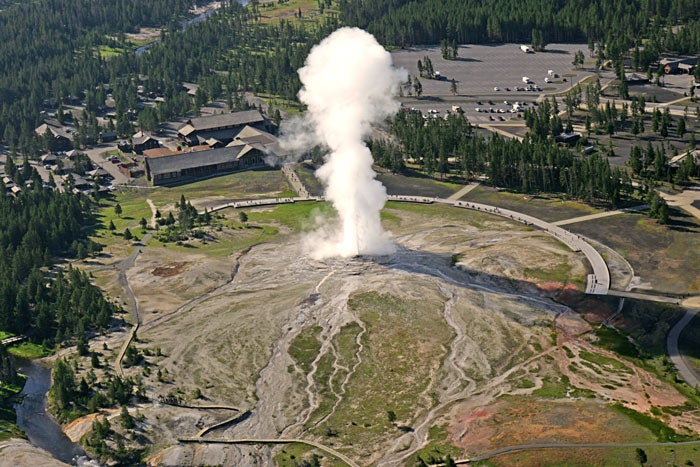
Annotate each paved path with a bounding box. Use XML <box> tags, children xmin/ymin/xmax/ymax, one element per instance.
<box><xmin>659</xmin><ymin>184</ymin><xmax>700</xmax><ymax>223</ymax></box>
<box><xmin>445</xmin><ymin>439</ymin><xmax>700</xmax><ymax>464</ymax></box>
<box><xmin>447</xmin><ymin>181</ymin><xmax>481</xmax><ymax>201</ymax></box>
<box><xmin>179</xmin><ymin>437</ymin><xmax>360</xmax><ymax>467</ymax></box>
<box><xmin>114</xmin><ymin>232</ymin><xmax>152</xmax><ymax>376</ymax></box>
<box><xmin>552</xmin><ymin>204</ymin><xmax>648</xmax><ymax>226</ymax></box>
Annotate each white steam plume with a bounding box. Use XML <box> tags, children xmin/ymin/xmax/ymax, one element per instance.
<box><xmin>289</xmin><ymin>27</ymin><xmax>407</xmax><ymax>258</ymax></box>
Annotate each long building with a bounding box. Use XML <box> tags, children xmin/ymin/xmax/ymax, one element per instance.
<box><xmin>146</xmin><ymin>125</ymin><xmax>284</xmax><ymax>185</ymax></box>
<box><xmin>177</xmin><ymin>109</ymin><xmax>270</xmax><ymax>146</ymax></box>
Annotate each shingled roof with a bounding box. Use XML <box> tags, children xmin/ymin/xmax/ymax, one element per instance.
<box><xmin>179</xmin><ymin>110</ymin><xmax>264</xmax><ymax>134</ymax></box>
<box><xmin>146</xmin><ymin>145</ymin><xmax>251</xmax><ymax>176</ymax></box>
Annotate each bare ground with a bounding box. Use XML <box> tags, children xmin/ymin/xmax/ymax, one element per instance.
<box><xmin>42</xmin><ymin>202</ymin><xmax>700</xmax><ymax>466</ymax></box>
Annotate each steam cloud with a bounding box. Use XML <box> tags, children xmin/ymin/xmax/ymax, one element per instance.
<box><xmin>286</xmin><ymin>27</ymin><xmax>407</xmax><ymax>258</ymax></box>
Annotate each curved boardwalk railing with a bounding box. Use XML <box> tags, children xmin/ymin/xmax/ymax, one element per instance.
<box><xmin>200</xmin><ymin>193</ymin><xmax>610</xmax><ymax>296</ymax></box>
<box><xmin>179</xmin><ymin>437</ymin><xmax>360</xmax><ymax>467</ymax></box>
<box><xmin>386</xmin><ymin>195</ymin><xmax>610</xmax><ymax>295</ymax></box>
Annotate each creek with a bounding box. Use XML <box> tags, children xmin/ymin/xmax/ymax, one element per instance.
<box><xmin>13</xmin><ymin>358</ymin><xmax>91</xmax><ymax>465</ymax></box>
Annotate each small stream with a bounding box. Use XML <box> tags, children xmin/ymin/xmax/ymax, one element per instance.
<box><xmin>13</xmin><ymin>359</ymin><xmax>91</xmax><ymax>465</ymax></box>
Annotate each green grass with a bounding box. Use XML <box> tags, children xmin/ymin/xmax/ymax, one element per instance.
<box><xmin>97</xmin><ymin>45</ymin><xmax>127</xmax><ymax>59</ymax></box>
<box><xmin>463</xmin><ymin>185</ymin><xmax>599</xmax><ymax>222</ymax></box>
<box><xmin>306</xmin><ymin>321</ymin><xmax>362</xmax><ymax>427</ymax></box>
<box><xmin>273</xmin><ymin>443</ymin><xmax>314</xmax><ymax>467</ymax></box>
<box><xmin>610</xmin><ymin>403</ymin><xmax>696</xmax><ymax>442</ymax></box>
<box><xmin>523</xmin><ymin>261</ymin><xmax>575</xmax><ymax>283</ymax></box>
<box><xmin>246</xmin><ymin>201</ymin><xmax>334</xmax><ymax>232</ymax></box>
<box><xmin>594</xmin><ymin>326</ymin><xmax>639</xmax><ymax>359</ymax></box>
<box><xmin>383</xmin><ymin>200</ymin><xmax>527</xmax><ymax>231</ymax></box>
<box><xmin>147</xmin><ymin>222</ymin><xmax>280</xmax><ymax>257</ymax></box>
<box><xmin>92</xmin><ymin>190</ymin><xmax>153</xmax><ymax>246</ymax></box>
<box><xmin>513</xmin><ymin>377</ymin><xmax>536</xmax><ymax>389</ymax></box>
<box><xmin>411</xmin><ymin>424</ymin><xmax>462</xmax><ymax>465</ymax></box>
<box><xmin>288</xmin><ymin>325</ymin><xmax>322</xmax><ymax>374</ymax></box>
<box><xmin>0</xmin><ymin>331</ymin><xmax>13</xmax><ymax>340</ymax></box>
<box><xmin>307</xmin><ymin>291</ymin><xmax>454</xmax><ymax>456</ymax></box>
<box><xmin>254</xmin><ymin>93</ymin><xmax>306</xmax><ymax>117</ymax></box>
<box><xmin>0</xmin><ymin>377</ymin><xmax>26</xmax><ymax>441</ymax></box>
<box><xmin>147</xmin><ymin>169</ymin><xmax>291</xmax><ymax>208</ymax></box>
<box><xmin>0</xmin><ymin>376</ymin><xmax>26</xmax><ymax>400</ymax></box>
<box><xmin>532</xmin><ymin>375</ymin><xmax>570</xmax><ymax>399</ymax></box>
<box><xmin>578</xmin><ymin>350</ymin><xmax>633</xmax><ymax>373</ymax></box>
<box><xmin>8</xmin><ymin>342</ymin><xmax>49</xmax><ymax>359</ymax></box>
<box><xmin>567</xmin><ymin>212</ymin><xmax>700</xmax><ymax>295</ymax></box>
<box><xmin>256</xmin><ymin>0</ymin><xmax>337</xmax><ymax>26</ymax></box>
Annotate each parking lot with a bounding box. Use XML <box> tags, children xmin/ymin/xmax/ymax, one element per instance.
<box><xmin>391</xmin><ymin>43</ymin><xmax>594</xmax><ymax>123</ymax></box>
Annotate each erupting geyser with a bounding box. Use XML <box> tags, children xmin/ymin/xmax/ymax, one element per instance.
<box><xmin>292</xmin><ymin>27</ymin><xmax>407</xmax><ymax>258</ymax></box>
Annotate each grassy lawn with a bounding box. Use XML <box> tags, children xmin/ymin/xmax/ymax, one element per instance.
<box><xmin>255</xmin><ymin>93</ymin><xmax>306</xmax><ymax>117</ymax></box>
<box><xmin>147</xmin><ymin>169</ymin><xmax>291</xmax><ymax>208</ymax></box>
<box><xmin>245</xmin><ymin>200</ymin><xmax>334</xmax><ymax>232</ymax></box>
<box><xmin>383</xmin><ymin>200</ymin><xmax>531</xmax><ymax>231</ymax></box>
<box><xmin>578</xmin><ymin>350</ymin><xmax>633</xmax><ymax>373</ymax></box>
<box><xmin>92</xmin><ymin>189</ymin><xmax>153</xmax><ymax>246</ymax></box>
<box><xmin>8</xmin><ymin>342</ymin><xmax>49</xmax><ymax>359</ymax></box>
<box><xmin>255</xmin><ymin>0</ymin><xmax>337</xmax><ymax>25</ymax></box>
<box><xmin>377</xmin><ymin>172</ymin><xmax>463</xmax><ymax>198</ymax></box>
<box><xmin>97</xmin><ymin>45</ymin><xmax>127</xmax><ymax>59</ymax></box>
<box><xmin>463</xmin><ymin>185</ymin><xmax>600</xmax><ymax>222</ymax></box>
<box><xmin>293</xmin><ymin>164</ymin><xmax>324</xmax><ymax>197</ymax></box>
<box><xmin>146</xmin><ymin>220</ymin><xmax>281</xmax><ymax>257</ymax></box>
<box><xmin>567</xmin><ymin>211</ymin><xmax>700</xmax><ymax>294</ymax></box>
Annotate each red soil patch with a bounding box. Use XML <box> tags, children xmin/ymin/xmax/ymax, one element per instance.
<box><xmin>151</xmin><ymin>262</ymin><xmax>189</xmax><ymax>277</ymax></box>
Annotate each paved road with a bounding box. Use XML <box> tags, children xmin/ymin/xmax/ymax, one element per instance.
<box><xmin>83</xmin><ymin>143</ymin><xmax>131</xmax><ymax>185</ymax></box>
<box><xmin>667</xmin><ymin>302</ymin><xmax>700</xmax><ymax>389</ymax></box>
<box><xmin>552</xmin><ymin>204</ymin><xmax>649</xmax><ymax>226</ymax></box>
<box><xmin>659</xmin><ymin>184</ymin><xmax>700</xmax><ymax>223</ymax></box>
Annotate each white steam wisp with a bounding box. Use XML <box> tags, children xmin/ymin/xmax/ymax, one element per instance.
<box><xmin>291</xmin><ymin>27</ymin><xmax>407</xmax><ymax>258</ymax></box>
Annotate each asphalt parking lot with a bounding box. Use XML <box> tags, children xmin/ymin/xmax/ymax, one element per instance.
<box><xmin>391</xmin><ymin>43</ymin><xmax>594</xmax><ymax>123</ymax></box>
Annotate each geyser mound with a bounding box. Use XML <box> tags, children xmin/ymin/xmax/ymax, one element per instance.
<box><xmin>288</xmin><ymin>27</ymin><xmax>407</xmax><ymax>259</ymax></box>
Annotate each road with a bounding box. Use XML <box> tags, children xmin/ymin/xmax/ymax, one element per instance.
<box><xmin>667</xmin><ymin>301</ymin><xmax>700</xmax><ymax>389</ymax></box>
<box><xmin>451</xmin><ymin>439</ymin><xmax>700</xmax><ymax>464</ymax></box>
<box><xmin>83</xmin><ymin>143</ymin><xmax>131</xmax><ymax>185</ymax></box>
<box><xmin>659</xmin><ymin>184</ymin><xmax>700</xmax><ymax>223</ymax></box>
